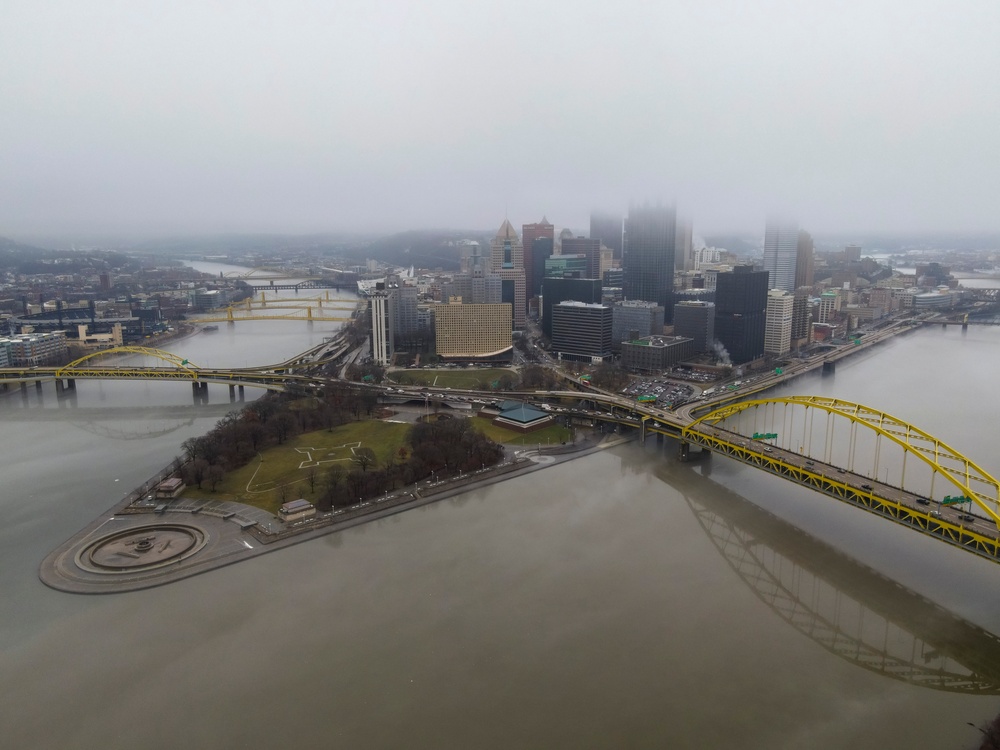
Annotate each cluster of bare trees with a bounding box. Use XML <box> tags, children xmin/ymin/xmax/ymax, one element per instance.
<box><xmin>179</xmin><ymin>383</ymin><xmax>379</xmax><ymax>491</ymax></box>
<box><xmin>519</xmin><ymin>365</ymin><xmax>561</xmax><ymax>390</ymax></box>
<box><xmin>316</xmin><ymin>416</ymin><xmax>504</xmax><ymax>511</ymax></box>
<box><xmin>177</xmin><ymin>383</ymin><xmax>505</xmax><ymax>514</ymax></box>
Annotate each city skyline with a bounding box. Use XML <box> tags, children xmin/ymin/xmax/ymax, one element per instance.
<box><xmin>2</xmin><ymin>1</ymin><xmax>999</xmax><ymax>237</ymax></box>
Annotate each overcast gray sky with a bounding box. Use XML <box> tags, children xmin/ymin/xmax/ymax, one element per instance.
<box><xmin>2</xmin><ymin>0</ymin><xmax>998</xmax><ymax>237</ymax></box>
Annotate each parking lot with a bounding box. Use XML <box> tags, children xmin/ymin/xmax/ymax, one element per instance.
<box><xmin>621</xmin><ymin>378</ymin><xmax>697</xmax><ymax>408</ymax></box>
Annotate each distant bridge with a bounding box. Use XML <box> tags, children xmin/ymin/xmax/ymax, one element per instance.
<box><xmin>192</xmin><ymin>294</ymin><xmax>359</xmax><ymax>324</ymax></box>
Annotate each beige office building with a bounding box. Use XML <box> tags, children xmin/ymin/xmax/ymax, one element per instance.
<box><xmin>434</xmin><ymin>303</ymin><xmax>513</xmax><ymax>361</ymax></box>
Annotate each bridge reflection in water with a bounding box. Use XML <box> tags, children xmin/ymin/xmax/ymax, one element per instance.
<box><xmin>658</xmin><ymin>459</ymin><xmax>1000</xmax><ymax>694</ymax></box>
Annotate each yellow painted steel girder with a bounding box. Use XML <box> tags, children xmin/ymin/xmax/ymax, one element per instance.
<box><xmin>198</xmin><ymin>308</ymin><xmax>353</xmax><ymax>323</ymax></box>
<box><xmin>684</xmin><ymin>396</ymin><xmax>1000</xmax><ymax>524</ymax></box>
<box><xmin>243</xmin><ymin>296</ymin><xmax>355</xmax><ymax>307</ymax></box>
<box><xmin>56</xmin><ymin>346</ymin><xmax>202</xmax><ymax>378</ymax></box>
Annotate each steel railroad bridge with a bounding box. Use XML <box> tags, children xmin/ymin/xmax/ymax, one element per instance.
<box><xmin>5</xmin><ymin>350</ymin><xmax>1000</xmax><ymax>566</ymax></box>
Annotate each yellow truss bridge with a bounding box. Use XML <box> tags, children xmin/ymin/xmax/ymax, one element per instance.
<box><xmin>680</xmin><ymin>395</ymin><xmax>1000</xmax><ymax>564</ymax></box>
<box><xmin>188</xmin><ymin>294</ymin><xmax>359</xmax><ymax>323</ymax></box>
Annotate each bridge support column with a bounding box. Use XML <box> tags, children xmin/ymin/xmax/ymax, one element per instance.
<box><xmin>238</xmin><ymin>385</ymin><xmax>245</xmax><ymax>402</ymax></box>
<box><xmin>20</xmin><ymin>382</ymin><xmax>28</xmax><ymax>402</ymax></box>
<box><xmin>229</xmin><ymin>384</ymin><xmax>236</xmax><ymax>403</ymax></box>
<box><xmin>55</xmin><ymin>379</ymin><xmax>65</xmax><ymax>397</ymax></box>
<box><xmin>35</xmin><ymin>380</ymin><xmax>43</xmax><ymax>391</ymax></box>
<box><xmin>200</xmin><ymin>382</ymin><xmax>209</xmax><ymax>403</ymax></box>
<box><xmin>678</xmin><ymin>442</ymin><xmax>690</xmax><ymax>462</ymax></box>
<box><xmin>66</xmin><ymin>378</ymin><xmax>75</xmax><ymax>391</ymax></box>
<box><xmin>822</xmin><ymin>361</ymin><xmax>836</xmax><ymax>375</ymax></box>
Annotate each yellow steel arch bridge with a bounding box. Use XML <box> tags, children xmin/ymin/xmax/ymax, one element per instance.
<box><xmin>679</xmin><ymin>395</ymin><xmax>1000</xmax><ymax>564</ymax></box>
<box><xmin>0</xmin><ymin>346</ymin><xmax>311</xmax><ymax>390</ymax></box>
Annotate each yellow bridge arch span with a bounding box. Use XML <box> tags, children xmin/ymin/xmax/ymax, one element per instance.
<box><xmin>683</xmin><ymin>396</ymin><xmax>1000</xmax><ymax>525</ymax></box>
<box><xmin>56</xmin><ymin>347</ymin><xmax>202</xmax><ymax>378</ymax></box>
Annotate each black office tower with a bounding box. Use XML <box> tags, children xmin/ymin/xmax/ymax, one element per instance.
<box><xmin>713</xmin><ymin>265</ymin><xmax>769</xmax><ymax>365</ymax></box>
<box><xmin>540</xmin><ymin>277</ymin><xmax>602</xmax><ymax>338</ymax></box>
<box><xmin>623</xmin><ymin>203</ymin><xmax>676</xmax><ymax>318</ymax></box>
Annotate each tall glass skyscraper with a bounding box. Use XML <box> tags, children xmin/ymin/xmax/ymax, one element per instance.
<box><xmin>763</xmin><ymin>218</ymin><xmax>799</xmax><ymax>292</ymax></box>
<box><xmin>522</xmin><ymin>217</ymin><xmax>554</xmax><ymax>312</ymax></box>
<box><xmin>622</xmin><ymin>203</ymin><xmax>676</xmax><ymax>315</ymax></box>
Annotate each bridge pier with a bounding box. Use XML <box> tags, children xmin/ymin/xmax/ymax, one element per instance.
<box><xmin>822</xmin><ymin>361</ymin><xmax>836</xmax><ymax>375</ymax></box>
<box><xmin>192</xmin><ymin>381</ymin><xmax>209</xmax><ymax>404</ymax></box>
<box><xmin>20</xmin><ymin>382</ymin><xmax>28</xmax><ymax>402</ymax></box>
<box><xmin>229</xmin><ymin>384</ymin><xmax>236</xmax><ymax>403</ymax></box>
<box><xmin>238</xmin><ymin>385</ymin><xmax>245</xmax><ymax>402</ymax></box>
<box><xmin>678</xmin><ymin>442</ymin><xmax>689</xmax><ymax>462</ymax></box>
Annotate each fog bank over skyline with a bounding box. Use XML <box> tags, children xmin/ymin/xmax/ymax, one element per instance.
<box><xmin>2</xmin><ymin>1</ymin><xmax>998</xmax><ymax>238</ymax></box>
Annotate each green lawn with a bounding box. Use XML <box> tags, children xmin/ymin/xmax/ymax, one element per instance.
<box><xmin>181</xmin><ymin>411</ymin><xmax>574</xmax><ymax>514</ymax></box>
<box><xmin>471</xmin><ymin>417</ymin><xmax>572</xmax><ymax>447</ymax></box>
<box><xmin>388</xmin><ymin>368</ymin><xmax>517</xmax><ymax>389</ymax></box>
<box><xmin>182</xmin><ymin>420</ymin><xmax>411</xmax><ymax>514</ymax></box>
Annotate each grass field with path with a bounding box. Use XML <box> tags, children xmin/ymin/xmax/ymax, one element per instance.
<box><xmin>183</xmin><ymin>420</ymin><xmax>411</xmax><ymax>514</ymax></box>
<box><xmin>181</xmin><ymin>412</ymin><xmax>574</xmax><ymax>513</ymax></box>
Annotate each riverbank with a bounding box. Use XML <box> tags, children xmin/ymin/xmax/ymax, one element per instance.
<box><xmin>39</xmin><ymin>430</ymin><xmax>633</xmax><ymax>594</ymax></box>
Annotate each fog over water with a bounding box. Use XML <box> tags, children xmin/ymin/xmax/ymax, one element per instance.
<box><xmin>4</xmin><ymin>273</ymin><xmax>1000</xmax><ymax>746</ymax></box>
<box><xmin>3</xmin><ymin>1</ymin><xmax>999</xmax><ymax>235</ymax></box>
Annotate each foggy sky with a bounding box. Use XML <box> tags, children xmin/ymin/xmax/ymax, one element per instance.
<box><xmin>2</xmin><ymin>0</ymin><xmax>998</xmax><ymax>238</ymax></box>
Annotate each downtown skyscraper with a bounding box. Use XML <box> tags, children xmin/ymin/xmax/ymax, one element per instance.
<box><xmin>489</xmin><ymin>219</ymin><xmax>527</xmax><ymax>329</ymax></box>
<box><xmin>590</xmin><ymin>211</ymin><xmax>623</xmax><ymax>259</ymax></box>
<box><xmin>763</xmin><ymin>218</ymin><xmax>799</xmax><ymax>292</ymax></box>
<box><xmin>522</xmin><ymin>217</ymin><xmax>554</xmax><ymax>312</ymax></box>
<box><xmin>622</xmin><ymin>203</ymin><xmax>676</xmax><ymax>316</ymax></box>
<box><xmin>714</xmin><ymin>265</ymin><xmax>769</xmax><ymax>364</ymax></box>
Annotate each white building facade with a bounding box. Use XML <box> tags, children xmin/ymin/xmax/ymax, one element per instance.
<box><xmin>764</xmin><ymin>289</ymin><xmax>794</xmax><ymax>355</ymax></box>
